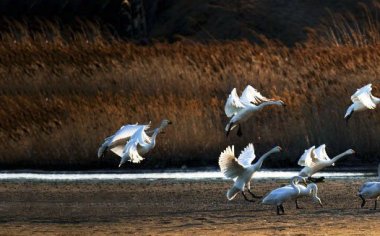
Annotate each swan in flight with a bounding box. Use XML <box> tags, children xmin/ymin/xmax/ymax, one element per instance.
<box><xmin>262</xmin><ymin>176</ymin><xmax>319</xmax><ymax>215</ymax></box>
<box><xmin>224</xmin><ymin>85</ymin><xmax>285</xmax><ymax>137</ymax></box>
<box><xmin>298</xmin><ymin>144</ymin><xmax>355</xmax><ymax>182</ymax></box>
<box><xmin>358</xmin><ymin>164</ymin><xmax>380</xmax><ymax>210</ymax></box>
<box><xmin>344</xmin><ymin>83</ymin><xmax>380</xmax><ymax>122</ymax></box>
<box><xmin>98</xmin><ymin>119</ymin><xmax>172</xmax><ymax>166</ymax></box>
<box><xmin>218</xmin><ymin>144</ymin><xmax>282</xmax><ymax>202</ymax></box>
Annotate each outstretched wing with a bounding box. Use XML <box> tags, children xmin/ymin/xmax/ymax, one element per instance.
<box><xmin>218</xmin><ymin>146</ymin><xmax>245</xmax><ymax>179</ymax></box>
<box><xmin>240</xmin><ymin>85</ymin><xmax>270</xmax><ymax>105</ymax></box>
<box><xmin>225</xmin><ymin>88</ymin><xmax>245</xmax><ymax>117</ymax></box>
<box><xmin>298</xmin><ymin>146</ymin><xmax>316</xmax><ymax>167</ymax></box>
<box><xmin>110</xmin><ymin>122</ymin><xmax>151</xmax><ymax>144</ymax></box>
<box><xmin>351</xmin><ymin>84</ymin><xmax>376</xmax><ymax>109</ymax></box>
<box><xmin>237</xmin><ymin>143</ymin><xmax>256</xmax><ymax>167</ymax></box>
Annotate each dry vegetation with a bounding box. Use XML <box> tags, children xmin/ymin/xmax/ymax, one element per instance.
<box><xmin>2</xmin><ymin>8</ymin><xmax>380</xmax><ymax>169</ymax></box>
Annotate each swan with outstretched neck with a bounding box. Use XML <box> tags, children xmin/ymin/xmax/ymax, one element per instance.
<box><xmin>224</xmin><ymin>85</ymin><xmax>285</xmax><ymax>137</ymax></box>
<box><xmin>119</xmin><ymin>119</ymin><xmax>172</xmax><ymax>166</ymax></box>
<box><xmin>298</xmin><ymin>144</ymin><xmax>355</xmax><ymax>182</ymax></box>
<box><xmin>345</xmin><ymin>83</ymin><xmax>380</xmax><ymax>122</ymax></box>
<box><xmin>262</xmin><ymin>176</ymin><xmax>321</xmax><ymax>215</ymax></box>
<box><xmin>218</xmin><ymin>144</ymin><xmax>282</xmax><ymax>202</ymax></box>
<box><xmin>358</xmin><ymin>164</ymin><xmax>380</xmax><ymax>210</ymax></box>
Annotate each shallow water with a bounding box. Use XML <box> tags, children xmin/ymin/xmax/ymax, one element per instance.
<box><xmin>0</xmin><ymin>169</ymin><xmax>376</xmax><ymax>181</ymax></box>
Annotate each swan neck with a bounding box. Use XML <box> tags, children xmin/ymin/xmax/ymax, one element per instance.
<box><xmin>254</xmin><ymin>149</ymin><xmax>276</xmax><ymax>169</ymax></box>
<box><xmin>331</xmin><ymin>151</ymin><xmax>350</xmax><ymax>164</ymax></box>
<box><xmin>257</xmin><ymin>101</ymin><xmax>280</xmax><ymax>110</ymax></box>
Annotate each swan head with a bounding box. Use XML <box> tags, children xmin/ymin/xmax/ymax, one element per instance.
<box><xmin>345</xmin><ymin>149</ymin><xmax>355</xmax><ymax>155</ymax></box>
<box><xmin>278</xmin><ymin>100</ymin><xmax>286</xmax><ymax>107</ymax></box>
<box><xmin>160</xmin><ymin>119</ymin><xmax>173</xmax><ymax>127</ymax></box>
<box><xmin>291</xmin><ymin>176</ymin><xmax>307</xmax><ymax>185</ymax></box>
<box><xmin>271</xmin><ymin>146</ymin><xmax>282</xmax><ymax>153</ymax></box>
<box><xmin>314</xmin><ymin>196</ymin><xmax>323</xmax><ymax>207</ymax></box>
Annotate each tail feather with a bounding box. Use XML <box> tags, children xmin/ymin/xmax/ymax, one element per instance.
<box><xmin>227</xmin><ymin>186</ymin><xmax>240</xmax><ymax>200</ymax></box>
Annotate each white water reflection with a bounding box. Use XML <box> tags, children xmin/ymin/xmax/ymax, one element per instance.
<box><xmin>0</xmin><ymin>170</ymin><xmax>374</xmax><ymax>181</ymax></box>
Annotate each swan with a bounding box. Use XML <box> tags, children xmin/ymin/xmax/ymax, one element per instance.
<box><xmin>98</xmin><ymin>122</ymin><xmax>152</xmax><ymax>159</ymax></box>
<box><xmin>358</xmin><ymin>164</ymin><xmax>380</xmax><ymax>210</ymax></box>
<box><xmin>298</xmin><ymin>144</ymin><xmax>355</xmax><ymax>182</ymax></box>
<box><xmin>218</xmin><ymin>144</ymin><xmax>282</xmax><ymax>202</ymax></box>
<box><xmin>262</xmin><ymin>176</ymin><xmax>322</xmax><ymax>215</ymax></box>
<box><xmin>344</xmin><ymin>84</ymin><xmax>380</xmax><ymax>122</ymax></box>
<box><xmin>224</xmin><ymin>85</ymin><xmax>285</xmax><ymax>137</ymax></box>
<box><xmin>118</xmin><ymin>119</ymin><xmax>172</xmax><ymax>166</ymax></box>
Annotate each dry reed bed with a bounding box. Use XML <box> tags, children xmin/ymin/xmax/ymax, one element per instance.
<box><xmin>1</xmin><ymin>31</ymin><xmax>380</xmax><ymax>168</ymax></box>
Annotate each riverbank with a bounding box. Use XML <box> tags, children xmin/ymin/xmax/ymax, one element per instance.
<box><xmin>0</xmin><ymin>178</ymin><xmax>378</xmax><ymax>235</ymax></box>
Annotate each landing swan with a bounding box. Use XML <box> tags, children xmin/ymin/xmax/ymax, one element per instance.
<box><xmin>224</xmin><ymin>85</ymin><xmax>285</xmax><ymax>137</ymax></box>
<box><xmin>358</xmin><ymin>164</ymin><xmax>380</xmax><ymax>210</ymax></box>
<box><xmin>298</xmin><ymin>144</ymin><xmax>355</xmax><ymax>182</ymax></box>
<box><xmin>119</xmin><ymin>119</ymin><xmax>172</xmax><ymax>166</ymax></box>
<box><xmin>218</xmin><ymin>144</ymin><xmax>282</xmax><ymax>202</ymax></box>
<box><xmin>98</xmin><ymin>119</ymin><xmax>172</xmax><ymax>166</ymax></box>
<box><xmin>345</xmin><ymin>84</ymin><xmax>380</xmax><ymax>122</ymax></box>
<box><xmin>262</xmin><ymin>176</ymin><xmax>322</xmax><ymax>215</ymax></box>
<box><xmin>98</xmin><ymin>122</ymin><xmax>152</xmax><ymax>158</ymax></box>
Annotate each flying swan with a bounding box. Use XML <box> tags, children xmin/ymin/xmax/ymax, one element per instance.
<box><xmin>224</xmin><ymin>85</ymin><xmax>285</xmax><ymax>137</ymax></box>
<box><xmin>262</xmin><ymin>176</ymin><xmax>322</xmax><ymax>215</ymax></box>
<box><xmin>98</xmin><ymin>119</ymin><xmax>172</xmax><ymax>166</ymax></box>
<box><xmin>358</xmin><ymin>163</ymin><xmax>380</xmax><ymax>210</ymax></box>
<box><xmin>218</xmin><ymin>144</ymin><xmax>282</xmax><ymax>202</ymax></box>
<box><xmin>298</xmin><ymin>144</ymin><xmax>355</xmax><ymax>182</ymax></box>
<box><xmin>345</xmin><ymin>83</ymin><xmax>380</xmax><ymax>122</ymax></box>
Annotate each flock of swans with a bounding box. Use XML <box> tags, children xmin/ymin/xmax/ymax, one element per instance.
<box><xmin>98</xmin><ymin>83</ymin><xmax>380</xmax><ymax>215</ymax></box>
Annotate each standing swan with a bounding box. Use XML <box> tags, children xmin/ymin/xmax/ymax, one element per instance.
<box><xmin>358</xmin><ymin>164</ymin><xmax>380</xmax><ymax>210</ymax></box>
<box><xmin>218</xmin><ymin>144</ymin><xmax>282</xmax><ymax>202</ymax></box>
<box><xmin>298</xmin><ymin>144</ymin><xmax>355</xmax><ymax>182</ymax></box>
<box><xmin>344</xmin><ymin>83</ymin><xmax>380</xmax><ymax>122</ymax></box>
<box><xmin>119</xmin><ymin>119</ymin><xmax>172</xmax><ymax>166</ymax></box>
<box><xmin>224</xmin><ymin>85</ymin><xmax>285</xmax><ymax>137</ymax></box>
<box><xmin>262</xmin><ymin>176</ymin><xmax>322</xmax><ymax>215</ymax></box>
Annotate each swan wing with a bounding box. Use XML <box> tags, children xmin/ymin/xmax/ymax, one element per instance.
<box><xmin>298</xmin><ymin>146</ymin><xmax>316</xmax><ymax>167</ymax></box>
<box><xmin>130</xmin><ymin>126</ymin><xmax>152</xmax><ymax>145</ymax></box>
<box><xmin>218</xmin><ymin>146</ymin><xmax>245</xmax><ymax>179</ymax></box>
<box><xmin>240</xmin><ymin>85</ymin><xmax>270</xmax><ymax>105</ymax></box>
<box><xmin>351</xmin><ymin>84</ymin><xmax>376</xmax><ymax>109</ymax></box>
<box><xmin>314</xmin><ymin>144</ymin><xmax>331</xmax><ymax>161</ymax></box>
<box><xmin>109</xmin><ymin>145</ymin><xmax>124</xmax><ymax>157</ymax></box>
<box><xmin>237</xmin><ymin>143</ymin><xmax>256</xmax><ymax>167</ymax></box>
<box><xmin>110</xmin><ymin>123</ymin><xmax>151</xmax><ymax>144</ymax></box>
<box><xmin>225</xmin><ymin>88</ymin><xmax>245</xmax><ymax>117</ymax></box>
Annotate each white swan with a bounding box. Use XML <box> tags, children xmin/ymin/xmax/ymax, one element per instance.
<box><xmin>344</xmin><ymin>83</ymin><xmax>380</xmax><ymax>122</ymax></box>
<box><xmin>98</xmin><ymin>122</ymin><xmax>152</xmax><ymax>158</ymax></box>
<box><xmin>298</xmin><ymin>144</ymin><xmax>355</xmax><ymax>182</ymax></box>
<box><xmin>358</xmin><ymin>164</ymin><xmax>380</xmax><ymax>210</ymax></box>
<box><xmin>119</xmin><ymin>119</ymin><xmax>172</xmax><ymax>166</ymax></box>
<box><xmin>98</xmin><ymin>119</ymin><xmax>171</xmax><ymax>166</ymax></box>
<box><xmin>224</xmin><ymin>85</ymin><xmax>285</xmax><ymax>137</ymax></box>
<box><xmin>218</xmin><ymin>144</ymin><xmax>282</xmax><ymax>202</ymax></box>
<box><xmin>262</xmin><ymin>176</ymin><xmax>319</xmax><ymax>215</ymax></box>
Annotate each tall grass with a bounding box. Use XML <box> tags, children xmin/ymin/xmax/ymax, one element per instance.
<box><xmin>1</xmin><ymin>14</ymin><xmax>380</xmax><ymax>169</ymax></box>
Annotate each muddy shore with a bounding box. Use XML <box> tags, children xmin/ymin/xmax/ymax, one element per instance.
<box><xmin>0</xmin><ymin>179</ymin><xmax>378</xmax><ymax>235</ymax></box>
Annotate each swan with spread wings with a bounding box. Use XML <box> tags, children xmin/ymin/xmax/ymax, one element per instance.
<box><xmin>224</xmin><ymin>85</ymin><xmax>285</xmax><ymax>137</ymax></box>
<box><xmin>218</xmin><ymin>143</ymin><xmax>282</xmax><ymax>202</ymax></box>
<box><xmin>345</xmin><ymin>83</ymin><xmax>380</xmax><ymax>122</ymax></box>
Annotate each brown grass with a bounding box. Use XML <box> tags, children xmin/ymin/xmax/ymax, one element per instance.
<box><xmin>2</xmin><ymin>12</ymin><xmax>380</xmax><ymax>169</ymax></box>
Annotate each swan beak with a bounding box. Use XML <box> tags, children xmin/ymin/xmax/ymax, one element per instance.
<box><xmin>281</xmin><ymin>101</ymin><xmax>286</xmax><ymax>107</ymax></box>
<box><xmin>168</xmin><ymin>120</ymin><xmax>173</xmax><ymax>125</ymax></box>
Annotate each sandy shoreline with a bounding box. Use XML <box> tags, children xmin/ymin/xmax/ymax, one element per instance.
<box><xmin>0</xmin><ymin>179</ymin><xmax>378</xmax><ymax>235</ymax></box>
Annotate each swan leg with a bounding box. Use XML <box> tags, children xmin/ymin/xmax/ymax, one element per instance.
<box><xmin>247</xmin><ymin>188</ymin><xmax>262</xmax><ymax>199</ymax></box>
<box><xmin>241</xmin><ymin>191</ymin><xmax>255</xmax><ymax>202</ymax></box>
<box><xmin>237</xmin><ymin>124</ymin><xmax>243</xmax><ymax>137</ymax></box>
<box><xmin>307</xmin><ymin>176</ymin><xmax>325</xmax><ymax>183</ymax></box>
<box><xmin>295</xmin><ymin>199</ymin><xmax>302</xmax><ymax>209</ymax></box>
<box><xmin>279</xmin><ymin>204</ymin><xmax>285</xmax><ymax>214</ymax></box>
<box><xmin>373</xmin><ymin>199</ymin><xmax>378</xmax><ymax>210</ymax></box>
<box><xmin>359</xmin><ymin>194</ymin><xmax>366</xmax><ymax>208</ymax></box>
<box><xmin>276</xmin><ymin>206</ymin><xmax>280</xmax><ymax>215</ymax></box>
<box><xmin>226</xmin><ymin>122</ymin><xmax>233</xmax><ymax>137</ymax></box>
